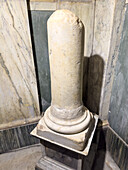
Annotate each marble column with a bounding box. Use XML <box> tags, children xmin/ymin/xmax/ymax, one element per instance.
<box><xmin>44</xmin><ymin>9</ymin><xmax>92</xmax><ymax>134</ymax></box>
<box><xmin>31</xmin><ymin>9</ymin><xmax>98</xmax><ymax>170</ymax></box>
<box><xmin>33</xmin><ymin>9</ymin><xmax>97</xmax><ymax>153</ymax></box>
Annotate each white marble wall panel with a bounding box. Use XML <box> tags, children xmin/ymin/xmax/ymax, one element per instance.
<box><xmin>88</xmin><ymin>0</ymin><xmax>126</xmax><ymax>119</ymax></box>
<box><xmin>0</xmin><ymin>0</ymin><xmax>40</xmax><ymax>128</ymax></box>
<box><xmin>93</xmin><ymin>0</ymin><xmax>115</xmax><ymax>60</ymax></box>
<box><xmin>85</xmin><ymin>0</ymin><xmax>115</xmax><ymax>117</ymax></box>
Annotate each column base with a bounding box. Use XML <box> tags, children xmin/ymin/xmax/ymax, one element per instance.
<box><xmin>31</xmin><ymin>114</ymin><xmax>98</xmax><ymax>153</ymax></box>
<box><xmin>44</xmin><ymin>106</ymin><xmax>92</xmax><ymax>134</ymax></box>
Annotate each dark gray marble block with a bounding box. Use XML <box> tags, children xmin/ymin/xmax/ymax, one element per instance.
<box><xmin>29</xmin><ymin>11</ymin><xmax>54</xmax><ymax>112</ymax></box>
<box><xmin>0</xmin><ymin>123</ymin><xmax>40</xmax><ymax>154</ymax></box>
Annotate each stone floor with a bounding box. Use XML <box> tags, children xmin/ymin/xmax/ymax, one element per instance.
<box><xmin>0</xmin><ymin>144</ymin><xmax>42</xmax><ymax>170</ymax></box>
<box><xmin>0</xmin><ymin>144</ymin><xmax>120</xmax><ymax>170</ymax></box>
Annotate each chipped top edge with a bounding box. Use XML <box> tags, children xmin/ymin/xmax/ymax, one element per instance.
<box><xmin>48</xmin><ymin>9</ymin><xmax>83</xmax><ymax>27</ymax></box>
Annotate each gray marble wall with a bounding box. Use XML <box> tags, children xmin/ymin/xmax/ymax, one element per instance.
<box><xmin>109</xmin><ymin>5</ymin><xmax>128</xmax><ymax>144</ymax></box>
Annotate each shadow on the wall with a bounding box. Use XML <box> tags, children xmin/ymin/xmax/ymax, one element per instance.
<box><xmin>83</xmin><ymin>55</ymin><xmax>104</xmax><ymax>115</ymax></box>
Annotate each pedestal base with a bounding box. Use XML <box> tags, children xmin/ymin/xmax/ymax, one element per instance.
<box><xmin>35</xmin><ymin>156</ymin><xmax>79</xmax><ymax>170</ymax></box>
<box><xmin>34</xmin><ymin>125</ymin><xmax>100</xmax><ymax>170</ymax></box>
<box><xmin>35</xmin><ymin>141</ymin><xmax>84</xmax><ymax>170</ymax></box>
<box><xmin>31</xmin><ymin>114</ymin><xmax>98</xmax><ymax>155</ymax></box>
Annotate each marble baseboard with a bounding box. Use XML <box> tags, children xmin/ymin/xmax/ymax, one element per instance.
<box><xmin>93</xmin><ymin>125</ymin><xmax>128</xmax><ymax>170</ymax></box>
<box><xmin>106</xmin><ymin>126</ymin><xmax>128</xmax><ymax>170</ymax></box>
<box><xmin>0</xmin><ymin>122</ymin><xmax>40</xmax><ymax>154</ymax></box>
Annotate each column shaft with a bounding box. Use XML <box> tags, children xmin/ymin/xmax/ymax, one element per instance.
<box><xmin>44</xmin><ymin>10</ymin><xmax>92</xmax><ymax>134</ymax></box>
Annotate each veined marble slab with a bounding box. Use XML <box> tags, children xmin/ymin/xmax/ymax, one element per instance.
<box><xmin>100</xmin><ymin>0</ymin><xmax>126</xmax><ymax>120</ymax></box>
<box><xmin>86</xmin><ymin>0</ymin><xmax>126</xmax><ymax>119</ymax></box>
<box><xmin>0</xmin><ymin>0</ymin><xmax>40</xmax><ymax>127</ymax></box>
<box><xmin>109</xmin><ymin>4</ymin><xmax>128</xmax><ymax>144</ymax></box>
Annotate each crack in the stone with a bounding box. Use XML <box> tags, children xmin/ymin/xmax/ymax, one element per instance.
<box><xmin>15</xmin><ymin>64</ymin><xmax>39</xmax><ymax>116</ymax></box>
<box><xmin>6</xmin><ymin>1</ymin><xmax>31</xmax><ymax>56</ymax></box>
<box><xmin>0</xmin><ymin>53</ymin><xmax>26</xmax><ymax>118</ymax></box>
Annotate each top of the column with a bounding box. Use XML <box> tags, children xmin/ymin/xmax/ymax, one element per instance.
<box><xmin>48</xmin><ymin>9</ymin><xmax>83</xmax><ymax>28</ymax></box>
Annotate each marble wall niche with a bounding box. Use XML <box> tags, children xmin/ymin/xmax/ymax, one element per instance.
<box><xmin>109</xmin><ymin>4</ymin><xmax>128</xmax><ymax>144</ymax></box>
<box><xmin>29</xmin><ymin>0</ymin><xmax>126</xmax><ymax>120</ymax></box>
<box><xmin>0</xmin><ymin>0</ymin><xmax>40</xmax><ymax>129</ymax></box>
<box><xmin>30</xmin><ymin>0</ymin><xmax>95</xmax><ymax>57</ymax></box>
<box><xmin>29</xmin><ymin>0</ymin><xmax>95</xmax><ymax>113</ymax></box>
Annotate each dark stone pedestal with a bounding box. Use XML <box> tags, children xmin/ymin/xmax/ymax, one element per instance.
<box><xmin>35</xmin><ymin>127</ymin><xmax>100</xmax><ymax>170</ymax></box>
<box><xmin>33</xmin><ymin>115</ymin><xmax>99</xmax><ymax>170</ymax></box>
<box><xmin>35</xmin><ymin>141</ymin><xmax>83</xmax><ymax>170</ymax></box>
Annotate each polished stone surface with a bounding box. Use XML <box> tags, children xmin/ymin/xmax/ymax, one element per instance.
<box><xmin>106</xmin><ymin>127</ymin><xmax>128</xmax><ymax>170</ymax></box>
<box><xmin>0</xmin><ymin>123</ymin><xmax>40</xmax><ymax>153</ymax></box>
<box><xmin>91</xmin><ymin>0</ymin><xmax>126</xmax><ymax>119</ymax></box>
<box><xmin>0</xmin><ymin>0</ymin><xmax>40</xmax><ymax>127</ymax></box>
<box><xmin>88</xmin><ymin>0</ymin><xmax>115</xmax><ymax>117</ymax></box>
<box><xmin>109</xmin><ymin>4</ymin><xmax>128</xmax><ymax>144</ymax></box>
<box><xmin>30</xmin><ymin>11</ymin><xmax>53</xmax><ymax>112</ymax></box>
<box><xmin>99</xmin><ymin>0</ymin><xmax>126</xmax><ymax>120</ymax></box>
<box><xmin>0</xmin><ymin>144</ymin><xmax>42</xmax><ymax>170</ymax></box>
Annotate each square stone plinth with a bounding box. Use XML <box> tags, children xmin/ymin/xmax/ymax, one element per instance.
<box><xmin>31</xmin><ymin>114</ymin><xmax>98</xmax><ymax>156</ymax></box>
